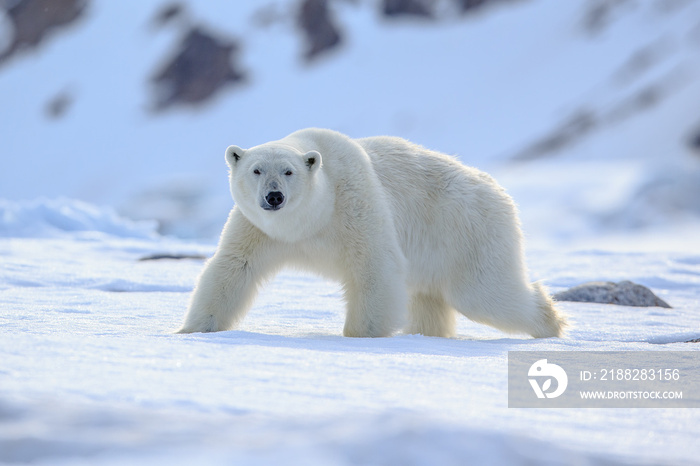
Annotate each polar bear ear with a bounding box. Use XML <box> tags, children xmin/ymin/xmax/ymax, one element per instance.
<box><xmin>304</xmin><ymin>150</ymin><xmax>321</xmax><ymax>173</ymax></box>
<box><xmin>225</xmin><ymin>145</ymin><xmax>245</xmax><ymax>167</ymax></box>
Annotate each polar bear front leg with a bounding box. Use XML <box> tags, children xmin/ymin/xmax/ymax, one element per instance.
<box><xmin>177</xmin><ymin>253</ymin><xmax>254</xmax><ymax>333</ymax></box>
<box><xmin>177</xmin><ymin>210</ymin><xmax>277</xmax><ymax>334</ymax></box>
<box><xmin>341</xmin><ymin>247</ymin><xmax>408</xmax><ymax>338</ymax></box>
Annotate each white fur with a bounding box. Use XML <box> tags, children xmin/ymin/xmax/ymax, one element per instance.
<box><xmin>178</xmin><ymin>128</ymin><xmax>567</xmax><ymax>338</ymax></box>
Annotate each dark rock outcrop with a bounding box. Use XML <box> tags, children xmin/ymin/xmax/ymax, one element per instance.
<box><xmin>0</xmin><ymin>0</ymin><xmax>88</xmax><ymax>66</ymax></box>
<box><xmin>554</xmin><ymin>281</ymin><xmax>671</xmax><ymax>308</ymax></box>
<box><xmin>690</xmin><ymin>127</ymin><xmax>700</xmax><ymax>153</ymax></box>
<box><xmin>381</xmin><ymin>0</ymin><xmax>525</xmax><ymax>18</ymax></box>
<box><xmin>139</xmin><ymin>253</ymin><xmax>207</xmax><ymax>261</ymax></box>
<box><xmin>513</xmin><ymin>110</ymin><xmax>597</xmax><ymax>161</ymax></box>
<box><xmin>297</xmin><ymin>0</ymin><xmax>343</xmax><ymax>61</ymax></box>
<box><xmin>582</xmin><ymin>0</ymin><xmax>634</xmax><ymax>34</ymax></box>
<box><xmin>45</xmin><ymin>89</ymin><xmax>74</xmax><ymax>119</ymax></box>
<box><xmin>456</xmin><ymin>0</ymin><xmax>522</xmax><ymax>14</ymax></box>
<box><xmin>382</xmin><ymin>0</ymin><xmax>435</xmax><ymax>18</ymax></box>
<box><xmin>150</xmin><ymin>27</ymin><xmax>245</xmax><ymax>111</ymax></box>
<box><xmin>456</xmin><ymin>0</ymin><xmax>490</xmax><ymax>12</ymax></box>
<box><xmin>151</xmin><ymin>2</ymin><xmax>186</xmax><ymax>29</ymax></box>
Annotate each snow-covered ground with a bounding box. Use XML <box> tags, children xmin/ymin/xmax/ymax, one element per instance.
<box><xmin>2</xmin><ymin>0</ymin><xmax>700</xmax><ymax>463</ymax></box>
<box><xmin>0</xmin><ymin>202</ymin><xmax>699</xmax><ymax>465</ymax></box>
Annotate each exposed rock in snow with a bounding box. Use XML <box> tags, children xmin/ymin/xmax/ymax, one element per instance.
<box><xmin>554</xmin><ymin>280</ymin><xmax>671</xmax><ymax>308</ymax></box>
<box><xmin>0</xmin><ymin>0</ymin><xmax>87</xmax><ymax>66</ymax></box>
<box><xmin>150</xmin><ymin>26</ymin><xmax>245</xmax><ymax>111</ymax></box>
<box><xmin>45</xmin><ymin>87</ymin><xmax>74</xmax><ymax>119</ymax></box>
<box><xmin>297</xmin><ymin>0</ymin><xmax>343</xmax><ymax>60</ymax></box>
<box><xmin>138</xmin><ymin>253</ymin><xmax>208</xmax><ymax>261</ymax></box>
<box><xmin>382</xmin><ymin>0</ymin><xmax>435</xmax><ymax>18</ymax></box>
<box><xmin>380</xmin><ymin>0</ymin><xmax>522</xmax><ymax>18</ymax></box>
<box><xmin>455</xmin><ymin>0</ymin><xmax>524</xmax><ymax>14</ymax></box>
<box><xmin>581</xmin><ymin>0</ymin><xmax>636</xmax><ymax>34</ymax></box>
<box><xmin>512</xmin><ymin>110</ymin><xmax>596</xmax><ymax>162</ymax></box>
<box><xmin>690</xmin><ymin>126</ymin><xmax>700</xmax><ymax>153</ymax></box>
<box><xmin>151</xmin><ymin>2</ymin><xmax>186</xmax><ymax>29</ymax></box>
<box><xmin>512</xmin><ymin>68</ymin><xmax>687</xmax><ymax>162</ymax></box>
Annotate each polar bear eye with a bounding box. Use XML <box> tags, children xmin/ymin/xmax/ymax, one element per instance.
<box><xmin>285</xmin><ymin>170</ymin><xmax>293</xmax><ymax>176</ymax></box>
<box><xmin>253</xmin><ymin>169</ymin><xmax>261</xmax><ymax>175</ymax></box>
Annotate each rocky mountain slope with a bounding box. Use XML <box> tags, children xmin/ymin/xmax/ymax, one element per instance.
<box><xmin>1</xmin><ymin>0</ymin><xmax>698</xmax><ymax>243</ymax></box>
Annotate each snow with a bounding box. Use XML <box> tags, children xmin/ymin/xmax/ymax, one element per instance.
<box><xmin>1</xmin><ymin>0</ymin><xmax>700</xmax><ymax>463</ymax></box>
<box><xmin>0</xmin><ymin>202</ymin><xmax>699</xmax><ymax>465</ymax></box>
<box><xmin>0</xmin><ymin>198</ymin><xmax>158</xmax><ymax>239</ymax></box>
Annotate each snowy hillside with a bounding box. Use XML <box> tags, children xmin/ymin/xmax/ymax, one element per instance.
<box><xmin>1</xmin><ymin>0</ymin><xmax>699</xmax><ymax>242</ymax></box>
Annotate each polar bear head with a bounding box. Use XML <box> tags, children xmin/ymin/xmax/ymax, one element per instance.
<box><xmin>225</xmin><ymin>142</ymin><xmax>330</xmax><ymax>241</ymax></box>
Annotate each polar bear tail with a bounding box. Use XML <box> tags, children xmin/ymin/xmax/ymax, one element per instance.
<box><xmin>531</xmin><ymin>282</ymin><xmax>568</xmax><ymax>338</ymax></box>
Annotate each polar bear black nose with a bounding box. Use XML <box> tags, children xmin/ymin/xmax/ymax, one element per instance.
<box><xmin>266</xmin><ymin>191</ymin><xmax>285</xmax><ymax>207</ymax></box>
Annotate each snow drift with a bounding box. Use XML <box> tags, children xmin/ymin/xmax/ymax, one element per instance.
<box><xmin>0</xmin><ymin>197</ymin><xmax>157</xmax><ymax>238</ymax></box>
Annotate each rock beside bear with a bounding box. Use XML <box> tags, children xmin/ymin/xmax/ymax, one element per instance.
<box><xmin>177</xmin><ymin>128</ymin><xmax>568</xmax><ymax>338</ymax></box>
<box><xmin>554</xmin><ymin>281</ymin><xmax>671</xmax><ymax>308</ymax></box>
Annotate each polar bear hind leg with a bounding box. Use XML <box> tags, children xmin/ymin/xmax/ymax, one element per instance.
<box><xmin>530</xmin><ymin>281</ymin><xmax>567</xmax><ymax>337</ymax></box>
<box><xmin>407</xmin><ymin>292</ymin><xmax>457</xmax><ymax>338</ymax></box>
<box><xmin>446</xmin><ymin>277</ymin><xmax>567</xmax><ymax>338</ymax></box>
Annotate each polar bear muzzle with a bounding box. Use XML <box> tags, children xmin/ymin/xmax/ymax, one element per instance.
<box><xmin>263</xmin><ymin>191</ymin><xmax>285</xmax><ymax>211</ymax></box>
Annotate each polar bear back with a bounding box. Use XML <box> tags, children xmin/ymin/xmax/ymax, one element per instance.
<box><xmin>356</xmin><ymin>135</ymin><xmax>525</xmax><ymax>293</ymax></box>
<box><xmin>274</xmin><ymin>127</ymin><xmax>527</xmax><ymax>296</ymax></box>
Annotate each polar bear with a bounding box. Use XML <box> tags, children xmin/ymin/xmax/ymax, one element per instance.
<box><xmin>177</xmin><ymin>128</ymin><xmax>567</xmax><ymax>338</ymax></box>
